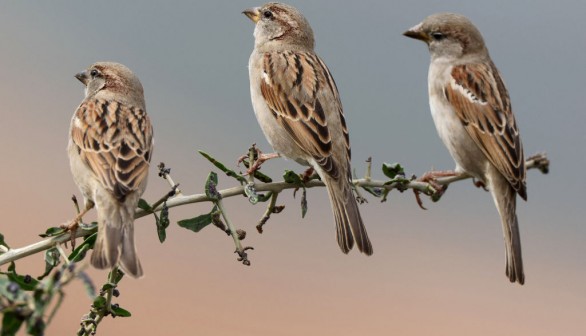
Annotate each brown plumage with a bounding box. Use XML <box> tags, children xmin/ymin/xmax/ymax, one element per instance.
<box><xmin>244</xmin><ymin>3</ymin><xmax>372</xmax><ymax>255</ymax></box>
<box><xmin>69</xmin><ymin>62</ymin><xmax>153</xmax><ymax>278</ymax></box>
<box><xmin>447</xmin><ymin>63</ymin><xmax>526</xmax><ymax>199</ymax></box>
<box><xmin>404</xmin><ymin>13</ymin><xmax>526</xmax><ymax>284</ymax></box>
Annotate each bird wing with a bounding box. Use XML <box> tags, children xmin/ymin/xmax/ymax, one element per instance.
<box><xmin>71</xmin><ymin>99</ymin><xmax>153</xmax><ymax>201</ymax></box>
<box><xmin>259</xmin><ymin>51</ymin><xmax>351</xmax><ymax>180</ymax></box>
<box><xmin>445</xmin><ymin>62</ymin><xmax>526</xmax><ymax>199</ymax></box>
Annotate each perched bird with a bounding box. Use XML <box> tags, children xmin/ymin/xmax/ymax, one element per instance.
<box><xmin>68</xmin><ymin>62</ymin><xmax>153</xmax><ymax>278</ymax></box>
<box><xmin>404</xmin><ymin>13</ymin><xmax>527</xmax><ymax>284</ymax></box>
<box><xmin>243</xmin><ymin>3</ymin><xmax>373</xmax><ymax>255</ymax></box>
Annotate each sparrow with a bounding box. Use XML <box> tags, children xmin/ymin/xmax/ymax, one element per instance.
<box><xmin>404</xmin><ymin>13</ymin><xmax>527</xmax><ymax>284</ymax></box>
<box><xmin>243</xmin><ymin>3</ymin><xmax>373</xmax><ymax>255</ymax></box>
<box><xmin>68</xmin><ymin>62</ymin><xmax>153</xmax><ymax>278</ymax></box>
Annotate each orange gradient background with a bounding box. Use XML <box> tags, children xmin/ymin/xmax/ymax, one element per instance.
<box><xmin>0</xmin><ymin>1</ymin><xmax>584</xmax><ymax>335</ymax></box>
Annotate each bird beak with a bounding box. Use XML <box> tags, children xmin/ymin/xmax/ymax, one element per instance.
<box><xmin>75</xmin><ymin>71</ymin><xmax>89</xmax><ymax>85</ymax></box>
<box><xmin>403</xmin><ymin>23</ymin><xmax>430</xmax><ymax>42</ymax></box>
<box><xmin>243</xmin><ymin>7</ymin><xmax>261</xmax><ymax>23</ymax></box>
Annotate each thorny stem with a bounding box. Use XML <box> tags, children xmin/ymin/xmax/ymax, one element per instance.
<box><xmin>0</xmin><ymin>153</ymin><xmax>549</xmax><ymax>266</ymax></box>
<box><xmin>158</xmin><ymin>162</ymin><xmax>183</xmax><ymax>196</ymax></box>
<box><xmin>257</xmin><ymin>192</ymin><xmax>280</xmax><ymax>233</ymax></box>
<box><xmin>365</xmin><ymin>157</ymin><xmax>372</xmax><ymax>181</ymax></box>
<box><xmin>215</xmin><ymin>199</ymin><xmax>249</xmax><ymax>265</ymax></box>
<box><xmin>150</xmin><ymin>184</ymin><xmax>179</xmax><ymax>212</ymax></box>
<box><xmin>78</xmin><ymin>266</ymin><xmax>120</xmax><ymax>336</ymax></box>
<box><xmin>248</xmin><ymin>145</ymin><xmax>256</xmax><ymax>184</ymax></box>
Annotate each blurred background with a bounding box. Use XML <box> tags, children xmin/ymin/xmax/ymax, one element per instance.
<box><xmin>0</xmin><ymin>0</ymin><xmax>583</xmax><ymax>335</ymax></box>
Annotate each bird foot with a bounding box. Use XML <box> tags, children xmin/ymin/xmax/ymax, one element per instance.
<box><xmin>418</xmin><ymin>170</ymin><xmax>457</xmax><ymax>190</ymax></box>
<box><xmin>238</xmin><ymin>145</ymin><xmax>280</xmax><ymax>175</ymax></box>
<box><xmin>60</xmin><ymin>201</ymin><xmax>94</xmax><ymax>249</ymax></box>
<box><xmin>412</xmin><ymin>170</ymin><xmax>456</xmax><ymax>210</ymax></box>
<box><xmin>60</xmin><ymin>218</ymin><xmax>81</xmax><ymax>250</ymax></box>
<box><xmin>473</xmin><ymin>178</ymin><xmax>489</xmax><ymax>191</ymax></box>
<box><xmin>300</xmin><ymin>167</ymin><xmax>315</xmax><ymax>183</ymax></box>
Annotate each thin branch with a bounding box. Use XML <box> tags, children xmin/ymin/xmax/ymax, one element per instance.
<box><xmin>256</xmin><ymin>192</ymin><xmax>282</xmax><ymax>233</ymax></box>
<box><xmin>0</xmin><ymin>153</ymin><xmax>549</xmax><ymax>266</ymax></box>
<box><xmin>78</xmin><ymin>267</ymin><xmax>122</xmax><ymax>335</ymax></box>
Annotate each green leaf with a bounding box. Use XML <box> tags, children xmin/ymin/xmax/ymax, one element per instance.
<box><xmin>256</xmin><ymin>191</ymin><xmax>273</xmax><ymax>203</ymax></box>
<box><xmin>137</xmin><ymin>199</ymin><xmax>153</xmax><ymax>212</ymax></box>
<box><xmin>111</xmin><ymin>268</ymin><xmax>124</xmax><ymax>283</ymax></box>
<box><xmin>156</xmin><ymin>203</ymin><xmax>170</xmax><ymax>243</ymax></box>
<box><xmin>383</xmin><ymin>175</ymin><xmax>411</xmax><ymax>187</ymax></box>
<box><xmin>199</xmin><ymin>150</ymin><xmax>248</xmax><ymax>184</ymax></box>
<box><xmin>6</xmin><ymin>263</ymin><xmax>39</xmax><ymax>291</ymax></box>
<box><xmin>92</xmin><ymin>296</ymin><xmax>107</xmax><ymax>309</ymax></box>
<box><xmin>0</xmin><ymin>277</ymin><xmax>26</xmax><ymax>302</ymax></box>
<box><xmin>111</xmin><ymin>305</ymin><xmax>132</xmax><ymax>317</ymax></box>
<box><xmin>178</xmin><ymin>213</ymin><xmax>213</xmax><ymax>233</ymax></box>
<box><xmin>381</xmin><ymin>189</ymin><xmax>391</xmax><ymax>203</ymax></box>
<box><xmin>79</xmin><ymin>221</ymin><xmax>98</xmax><ymax>231</ymax></box>
<box><xmin>38</xmin><ymin>227</ymin><xmax>66</xmax><ymax>238</ymax></box>
<box><xmin>37</xmin><ymin>248</ymin><xmax>60</xmax><ymax>280</ymax></box>
<box><xmin>300</xmin><ymin>188</ymin><xmax>308</xmax><ymax>218</ymax></box>
<box><xmin>361</xmin><ymin>186</ymin><xmax>383</xmax><ymax>198</ymax></box>
<box><xmin>101</xmin><ymin>283</ymin><xmax>115</xmax><ymax>291</ymax></box>
<box><xmin>68</xmin><ymin>233</ymin><xmax>97</xmax><ymax>263</ymax></box>
<box><xmin>1</xmin><ymin>312</ymin><xmax>25</xmax><ymax>336</ymax></box>
<box><xmin>251</xmin><ymin>170</ymin><xmax>273</xmax><ymax>183</ymax></box>
<box><xmin>382</xmin><ymin>162</ymin><xmax>405</xmax><ymax>179</ymax></box>
<box><xmin>0</xmin><ymin>232</ymin><xmax>9</xmax><ymax>249</ymax></box>
<box><xmin>25</xmin><ymin>317</ymin><xmax>45</xmax><ymax>336</ymax></box>
<box><xmin>204</xmin><ymin>171</ymin><xmax>221</xmax><ymax>200</ymax></box>
<box><xmin>283</xmin><ymin>170</ymin><xmax>303</xmax><ymax>184</ymax></box>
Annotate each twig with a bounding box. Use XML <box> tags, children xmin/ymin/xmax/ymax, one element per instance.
<box><xmin>256</xmin><ymin>192</ymin><xmax>282</xmax><ymax>233</ymax></box>
<box><xmin>158</xmin><ymin>162</ymin><xmax>182</xmax><ymax>196</ymax></box>
<box><xmin>365</xmin><ymin>157</ymin><xmax>372</xmax><ymax>181</ymax></box>
<box><xmin>215</xmin><ymin>199</ymin><xmax>251</xmax><ymax>266</ymax></box>
<box><xmin>56</xmin><ymin>245</ymin><xmax>71</xmax><ymax>266</ymax></box>
<box><xmin>247</xmin><ymin>145</ymin><xmax>256</xmax><ymax>184</ymax></box>
<box><xmin>78</xmin><ymin>267</ymin><xmax>121</xmax><ymax>335</ymax></box>
<box><xmin>0</xmin><ymin>153</ymin><xmax>549</xmax><ymax>266</ymax></box>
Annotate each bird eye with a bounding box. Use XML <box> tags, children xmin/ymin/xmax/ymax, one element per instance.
<box><xmin>90</xmin><ymin>69</ymin><xmax>99</xmax><ymax>78</ymax></box>
<box><xmin>262</xmin><ymin>10</ymin><xmax>273</xmax><ymax>19</ymax></box>
<box><xmin>431</xmin><ymin>32</ymin><xmax>445</xmax><ymax>41</ymax></box>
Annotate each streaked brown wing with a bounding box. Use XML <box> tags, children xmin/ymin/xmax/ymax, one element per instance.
<box><xmin>71</xmin><ymin>99</ymin><xmax>153</xmax><ymax>201</ymax></box>
<box><xmin>446</xmin><ymin>62</ymin><xmax>526</xmax><ymax>199</ymax></box>
<box><xmin>260</xmin><ymin>51</ymin><xmax>351</xmax><ymax>179</ymax></box>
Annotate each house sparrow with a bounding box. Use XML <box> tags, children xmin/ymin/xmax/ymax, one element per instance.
<box><xmin>404</xmin><ymin>13</ymin><xmax>527</xmax><ymax>284</ymax></box>
<box><xmin>243</xmin><ymin>3</ymin><xmax>373</xmax><ymax>255</ymax></box>
<box><xmin>68</xmin><ymin>62</ymin><xmax>153</xmax><ymax>278</ymax></box>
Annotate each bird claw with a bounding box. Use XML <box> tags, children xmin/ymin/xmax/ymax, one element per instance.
<box><xmin>412</xmin><ymin>190</ymin><xmax>427</xmax><ymax>210</ymax></box>
<box><xmin>418</xmin><ymin>170</ymin><xmax>455</xmax><ymax>191</ymax></box>
<box><xmin>473</xmin><ymin>178</ymin><xmax>489</xmax><ymax>191</ymax></box>
<box><xmin>61</xmin><ymin>200</ymin><xmax>95</xmax><ymax>250</ymax></box>
<box><xmin>300</xmin><ymin>167</ymin><xmax>315</xmax><ymax>183</ymax></box>
<box><xmin>238</xmin><ymin>144</ymin><xmax>279</xmax><ymax>176</ymax></box>
<box><xmin>60</xmin><ymin>218</ymin><xmax>82</xmax><ymax>250</ymax></box>
<box><xmin>63</xmin><ymin>227</ymin><xmax>78</xmax><ymax>250</ymax></box>
<box><xmin>412</xmin><ymin>170</ymin><xmax>455</xmax><ymax>210</ymax></box>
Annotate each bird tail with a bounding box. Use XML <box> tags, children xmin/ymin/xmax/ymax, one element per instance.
<box><xmin>91</xmin><ymin>194</ymin><xmax>143</xmax><ymax>278</ymax></box>
<box><xmin>489</xmin><ymin>174</ymin><xmax>524</xmax><ymax>285</ymax></box>
<box><xmin>324</xmin><ymin>175</ymin><xmax>373</xmax><ymax>255</ymax></box>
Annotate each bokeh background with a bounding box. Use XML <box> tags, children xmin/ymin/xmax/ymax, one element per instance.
<box><xmin>1</xmin><ymin>0</ymin><xmax>584</xmax><ymax>335</ymax></box>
